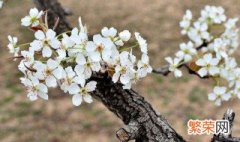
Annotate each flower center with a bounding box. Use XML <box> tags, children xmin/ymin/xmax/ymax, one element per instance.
<box><xmin>86</xmin><ymin>62</ymin><xmax>91</xmax><ymax>67</ymax></box>
<box><xmin>80</xmin><ymin>88</ymin><xmax>87</xmax><ymax>94</ymax></box>
<box><xmin>120</xmin><ymin>67</ymin><xmax>126</xmax><ymax>74</ymax></box>
<box><xmin>183</xmin><ymin>49</ymin><xmax>189</xmax><ymax>54</ymax></box>
<box><xmin>96</xmin><ymin>44</ymin><xmax>104</xmax><ymax>52</ymax></box>
<box><xmin>43</xmin><ymin>39</ymin><xmax>50</xmax><ymax>46</ymax></box>
<box><xmin>143</xmin><ymin>64</ymin><xmax>148</xmax><ymax>68</ymax></box>
<box><xmin>45</xmin><ymin>68</ymin><xmax>53</xmax><ymax>76</ymax></box>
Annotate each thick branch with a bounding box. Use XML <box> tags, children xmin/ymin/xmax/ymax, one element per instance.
<box><xmin>33</xmin><ymin>1</ymin><xmax>240</xmax><ymax>142</ymax></box>
<box><xmin>91</xmin><ymin>73</ymin><xmax>185</xmax><ymax>142</ymax></box>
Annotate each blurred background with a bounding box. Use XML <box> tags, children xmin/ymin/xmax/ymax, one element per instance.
<box><xmin>0</xmin><ymin>0</ymin><xmax>240</xmax><ymax>142</ymax></box>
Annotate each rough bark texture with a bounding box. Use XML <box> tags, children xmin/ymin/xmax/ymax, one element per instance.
<box><xmin>33</xmin><ymin>0</ymin><xmax>72</xmax><ymax>34</ymax></box>
<box><xmin>33</xmin><ymin>0</ymin><xmax>240</xmax><ymax>141</ymax></box>
<box><xmin>91</xmin><ymin>73</ymin><xmax>185</xmax><ymax>142</ymax></box>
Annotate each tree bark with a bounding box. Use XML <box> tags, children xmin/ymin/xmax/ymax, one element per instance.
<box><xmin>33</xmin><ymin>0</ymin><xmax>72</xmax><ymax>34</ymax></box>
<box><xmin>33</xmin><ymin>0</ymin><xmax>240</xmax><ymax>141</ymax></box>
<box><xmin>91</xmin><ymin>73</ymin><xmax>185</xmax><ymax>142</ymax></box>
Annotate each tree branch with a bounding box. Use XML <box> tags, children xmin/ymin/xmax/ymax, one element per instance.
<box><xmin>33</xmin><ymin>0</ymin><xmax>72</xmax><ymax>34</ymax></box>
<box><xmin>33</xmin><ymin>0</ymin><xmax>240</xmax><ymax>141</ymax></box>
<box><xmin>152</xmin><ymin>41</ymin><xmax>210</xmax><ymax>79</ymax></box>
<box><xmin>211</xmin><ymin>109</ymin><xmax>240</xmax><ymax>142</ymax></box>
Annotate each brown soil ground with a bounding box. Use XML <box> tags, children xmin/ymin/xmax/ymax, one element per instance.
<box><xmin>0</xmin><ymin>0</ymin><xmax>240</xmax><ymax>142</ymax></box>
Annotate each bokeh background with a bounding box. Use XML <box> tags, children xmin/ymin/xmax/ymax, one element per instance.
<box><xmin>1</xmin><ymin>0</ymin><xmax>240</xmax><ymax>142</ymax></box>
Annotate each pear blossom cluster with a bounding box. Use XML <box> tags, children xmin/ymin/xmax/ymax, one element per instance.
<box><xmin>8</xmin><ymin>8</ymin><xmax>152</xmax><ymax>106</ymax></box>
<box><xmin>165</xmin><ymin>5</ymin><xmax>240</xmax><ymax>106</ymax></box>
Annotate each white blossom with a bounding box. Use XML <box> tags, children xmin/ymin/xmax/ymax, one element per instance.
<box><xmin>60</xmin><ymin>67</ymin><xmax>80</xmax><ymax>94</ymax></box>
<box><xmin>208</xmin><ymin>86</ymin><xmax>231</xmax><ymax>106</ymax></box>
<box><xmin>180</xmin><ymin>10</ymin><xmax>192</xmax><ymax>34</ymax></box>
<box><xmin>20</xmin><ymin>76</ymin><xmax>48</xmax><ymax>101</ymax></box>
<box><xmin>188</xmin><ymin>22</ymin><xmax>210</xmax><ymax>46</ymax></box>
<box><xmin>137</xmin><ymin>54</ymin><xmax>152</xmax><ymax>77</ymax></box>
<box><xmin>30</xmin><ymin>29</ymin><xmax>60</xmax><ymax>57</ymax></box>
<box><xmin>196</xmin><ymin>54</ymin><xmax>220</xmax><ymax>77</ymax></box>
<box><xmin>135</xmin><ymin>32</ymin><xmax>148</xmax><ymax>54</ymax></box>
<box><xmin>75</xmin><ymin>53</ymin><xmax>101</xmax><ymax>79</ymax></box>
<box><xmin>7</xmin><ymin>36</ymin><xmax>19</xmax><ymax>57</ymax></box>
<box><xmin>119</xmin><ymin>30</ymin><xmax>131</xmax><ymax>42</ymax></box>
<box><xmin>34</xmin><ymin>59</ymin><xmax>63</xmax><ymax>87</ymax></box>
<box><xmin>112</xmin><ymin>51</ymin><xmax>135</xmax><ymax>84</ymax></box>
<box><xmin>200</xmin><ymin>6</ymin><xmax>226</xmax><ymax>24</ymax></box>
<box><xmin>72</xmin><ymin>81</ymin><xmax>97</xmax><ymax>106</ymax></box>
<box><xmin>21</xmin><ymin>8</ymin><xmax>43</xmax><ymax>27</ymax></box>
<box><xmin>176</xmin><ymin>41</ymin><xmax>197</xmax><ymax>62</ymax></box>
<box><xmin>101</xmin><ymin>27</ymin><xmax>117</xmax><ymax>38</ymax></box>
<box><xmin>165</xmin><ymin>57</ymin><xmax>182</xmax><ymax>77</ymax></box>
<box><xmin>86</xmin><ymin>34</ymin><xmax>113</xmax><ymax>62</ymax></box>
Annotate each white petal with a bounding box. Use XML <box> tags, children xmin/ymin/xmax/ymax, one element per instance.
<box><xmin>86</xmin><ymin>41</ymin><xmax>97</xmax><ymax>52</ymax></box>
<box><xmin>112</xmin><ymin>72</ymin><xmax>120</xmax><ymax>83</ymax></box>
<box><xmin>196</xmin><ymin>59</ymin><xmax>206</xmax><ymax>66</ymax></box>
<box><xmin>91</xmin><ymin>62</ymin><xmax>101</xmax><ymax>72</ymax></box>
<box><xmin>52</xmin><ymin>66</ymin><xmax>63</xmax><ymax>79</ymax></box>
<box><xmin>31</xmin><ymin>76</ymin><xmax>40</xmax><ymax>86</ymax></box>
<box><xmin>46</xmin><ymin>29</ymin><xmax>56</xmax><ymax>39</ymax></box>
<box><xmin>222</xmin><ymin>93</ymin><xmax>231</xmax><ymax>101</ymax></box>
<box><xmin>38</xmin><ymin>93</ymin><xmax>48</xmax><ymax>100</ymax></box>
<box><xmin>47</xmin><ymin>59</ymin><xmax>59</xmax><ymax>69</ymax></box>
<box><xmin>27</xmin><ymin>92</ymin><xmax>38</xmax><ymax>101</ymax></box>
<box><xmin>35</xmin><ymin>30</ymin><xmax>45</xmax><ymax>40</ymax></box>
<box><xmin>86</xmin><ymin>81</ymin><xmax>97</xmax><ymax>92</ymax></box>
<box><xmin>68</xmin><ymin>84</ymin><xmax>80</xmax><ymax>94</ymax></box>
<box><xmin>74</xmin><ymin>65</ymin><xmax>84</xmax><ymax>75</ymax></box>
<box><xmin>30</xmin><ymin>40</ymin><xmax>42</xmax><ymax>51</ymax></box>
<box><xmin>84</xmin><ymin>68</ymin><xmax>92</xmax><ymax>79</ymax></box>
<box><xmin>198</xmin><ymin>68</ymin><xmax>208</xmax><ymax>77</ymax></box>
<box><xmin>208</xmin><ymin>93</ymin><xmax>217</xmax><ymax>101</ymax></box>
<box><xmin>72</xmin><ymin>94</ymin><xmax>82</xmax><ymax>106</ymax></box>
<box><xmin>45</xmin><ymin>76</ymin><xmax>57</xmax><ymax>87</ymax></box>
<box><xmin>76</xmin><ymin>53</ymin><xmax>86</xmax><ymax>65</ymax></box>
<box><xmin>21</xmin><ymin>17</ymin><xmax>31</xmax><ymax>26</ymax></box>
<box><xmin>119</xmin><ymin>30</ymin><xmax>131</xmax><ymax>41</ymax></box>
<box><xmin>29</xmin><ymin>8</ymin><xmax>39</xmax><ymax>17</ymax></box>
<box><xmin>184</xmin><ymin>55</ymin><xmax>192</xmax><ymax>62</ymax></box>
<box><xmin>165</xmin><ymin>57</ymin><xmax>173</xmax><ymax>64</ymax></box>
<box><xmin>214</xmin><ymin>86</ymin><xmax>226</xmax><ymax>94</ymax></box>
<box><xmin>120</xmin><ymin>74</ymin><xmax>130</xmax><ymax>84</ymax></box>
<box><xmin>50</xmin><ymin>39</ymin><xmax>60</xmax><ymax>49</ymax></box>
<box><xmin>209</xmin><ymin>66</ymin><xmax>220</xmax><ymax>75</ymax></box>
<box><xmin>203</xmin><ymin>54</ymin><xmax>212</xmax><ymax>62</ymax></box>
<box><xmin>174</xmin><ymin>69</ymin><xmax>182</xmax><ymax>77</ymax></box>
<box><xmin>215</xmin><ymin>99</ymin><xmax>222</xmax><ymax>106</ymax></box>
<box><xmin>89</xmin><ymin>52</ymin><xmax>101</xmax><ymax>62</ymax></box>
<box><xmin>73</xmin><ymin>75</ymin><xmax>85</xmax><ymax>86</ymax></box>
<box><xmin>38</xmin><ymin>83</ymin><xmax>48</xmax><ymax>93</ymax></box>
<box><xmin>210</xmin><ymin>58</ymin><xmax>219</xmax><ymax>66</ymax></box>
<box><xmin>42</xmin><ymin>46</ymin><xmax>52</xmax><ymax>57</ymax></box>
<box><xmin>123</xmin><ymin>83</ymin><xmax>132</xmax><ymax>89</ymax></box>
<box><xmin>102</xmin><ymin>50</ymin><xmax>112</xmax><ymax>61</ymax></box>
<box><xmin>83</xmin><ymin>94</ymin><xmax>93</xmax><ymax>103</ymax></box>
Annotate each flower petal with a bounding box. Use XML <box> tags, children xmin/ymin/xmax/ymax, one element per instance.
<box><xmin>72</xmin><ymin>94</ymin><xmax>82</xmax><ymax>106</ymax></box>
<box><xmin>83</xmin><ymin>94</ymin><xmax>93</xmax><ymax>103</ymax></box>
